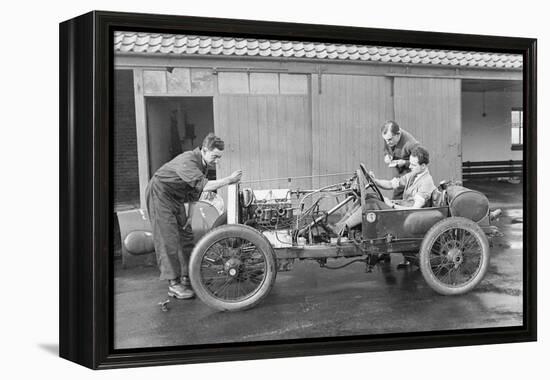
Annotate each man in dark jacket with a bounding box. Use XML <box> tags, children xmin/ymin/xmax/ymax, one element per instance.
<box><xmin>381</xmin><ymin>120</ymin><xmax>420</xmax><ymax>199</ymax></box>
<box><xmin>146</xmin><ymin>133</ymin><xmax>242</xmax><ymax>299</ymax></box>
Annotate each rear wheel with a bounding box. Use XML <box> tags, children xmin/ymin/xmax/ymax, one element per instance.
<box><xmin>419</xmin><ymin>217</ymin><xmax>489</xmax><ymax>295</ymax></box>
<box><xmin>189</xmin><ymin>224</ymin><xmax>277</xmax><ymax>311</ymax></box>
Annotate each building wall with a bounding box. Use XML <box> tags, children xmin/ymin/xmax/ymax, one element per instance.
<box><xmin>114</xmin><ymin>70</ymin><xmax>140</xmax><ymax>209</ymax></box>
<box><xmin>120</xmin><ymin>62</ymin><xmax>523</xmax><ymax>209</ymax></box>
<box><xmin>312</xmin><ymin>74</ymin><xmax>394</xmax><ymax>189</ymax></box>
<box><xmin>394</xmin><ymin>77</ymin><xmax>462</xmax><ymax>183</ymax></box>
<box><xmin>215</xmin><ymin>94</ymin><xmax>312</xmax><ymax>191</ymax></box>
<box><xmin>214</xmin><ymin>72</ymin><xmax>312</xmax><ymax>191</ymax></box>
<box><xmin>461</xmin><ymin>90</ymin><xmax>523</xmax><ymax>162</ymax></box>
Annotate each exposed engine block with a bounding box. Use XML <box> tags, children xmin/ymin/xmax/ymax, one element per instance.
<box><xmin>240</xmin><ymin>188</ymin><xmax>294</xmax><ymax>227</ymax></box>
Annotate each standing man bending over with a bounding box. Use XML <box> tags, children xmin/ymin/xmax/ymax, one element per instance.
<box><xmin>146</xmin><ymin>133</ymin><xmax>242</xmax><ymax>300</ymax></box>
<box><xmin>381</xmin><ymin>120</ymin><xmax>420</xmax><ymax>199</ymax></box>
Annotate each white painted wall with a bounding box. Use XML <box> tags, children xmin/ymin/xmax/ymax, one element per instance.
<box><xmin>461</xmin><ymin>90</ymin><xmax>523</xmax><ymax>162</ymax></box>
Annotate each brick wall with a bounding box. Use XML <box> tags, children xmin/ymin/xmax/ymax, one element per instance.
<box><xmin>114</xmin><ymin>70</ymin><xmax>140</xmax><ymax>210</ymax></box>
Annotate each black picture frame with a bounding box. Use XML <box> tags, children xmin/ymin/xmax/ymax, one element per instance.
<box><xmin>59</xmin><ymin>10</ymin><xmax>537</xmax><ymax>369</ymax></box>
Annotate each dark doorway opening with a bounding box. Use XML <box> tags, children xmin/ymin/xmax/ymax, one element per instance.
<box><xmin>145</xmin><ymin>97</ymin><xmax>215</xmax><ymax>178</ymax></box>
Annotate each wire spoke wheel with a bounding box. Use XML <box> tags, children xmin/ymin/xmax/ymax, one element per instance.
<box><xmin>190</xmin><ymin>225</ymin><xmax>277</xmax><ymax>311</ymax></box>
<box><xmin>200</xmin><ymin>237</ymin><xmax>268</xmax><ymax>301</ymax></box>
<box><xmin>420</xmin><ymin>217</ymin><xmax>490</xmax><ymax>295</ymax></box>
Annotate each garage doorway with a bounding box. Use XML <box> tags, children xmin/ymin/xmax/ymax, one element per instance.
<box><xmin>145</xmin><ymin>97</ymin><xmax>215</xmax><ymax>177</ymax></box>
<box><xmin>461</xmin><ymin>80</ymin><xmax>522</xmax><ymax>182</ymax></box>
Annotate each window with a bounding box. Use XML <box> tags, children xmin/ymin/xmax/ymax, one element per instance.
<box><xmin>511</xmin><ymin>108</ymin><xmax>523</xmax><ymax>150</ymax></box>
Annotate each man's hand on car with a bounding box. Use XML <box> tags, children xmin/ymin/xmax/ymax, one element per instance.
<box><xmin>229</xmin><ymin>170</ymin><xmax>243</xmax><ymax>184</ymax></box>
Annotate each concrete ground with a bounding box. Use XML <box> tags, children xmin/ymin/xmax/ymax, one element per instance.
<box><xmin>114</xmin><ymin>179</ymin><xmax>523</xmax><ymax>349</ymax></box>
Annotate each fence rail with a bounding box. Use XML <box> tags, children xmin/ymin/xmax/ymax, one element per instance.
<box><xmin>462</xmin><ymin>160</ymin><xmax>523</xmax><ymax>180</ymax></box>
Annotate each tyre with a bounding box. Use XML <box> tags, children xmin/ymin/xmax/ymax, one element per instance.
<box><xmin>189</xmin><ymin>224</ymin><xmax>277</xmax><ymax>311</ymax></box>
<box><xmin>419</xmin><ymin>217</ymin><xmax>490</xmax><ymax>295</ymax></box>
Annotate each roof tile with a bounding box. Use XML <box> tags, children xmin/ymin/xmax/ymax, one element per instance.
<box><xmin>208</xmin><ymin>45</ymin><xmax>222</xmax><ymax>55</ymax></box>
<box><xmin>304</xmin><ymin>43</ymin><xmax>315</xmax><ymax>52</ymax></box>
<box><xmin>235</xmin><ymin>39</ymin><xmax>247</xmax><ymax>49</ymax></box>
<box><xmin>114</xmin><ymin>32</ymin><xmax>522</xmax><ymax>69</ymax></box>
<box><xmin>223</xmin><ymin>46</ymin><xmax>235</xmax><ymax>55</ymax></box>
<box><xmin>338</xmin><ymin>51</ymin><xmax>349</xmax><ymax>59</ymax></box>
<box><xmin>306</xmin><ymin>50</ymin><xmax>317</xmax><ymax>58</ymax></box>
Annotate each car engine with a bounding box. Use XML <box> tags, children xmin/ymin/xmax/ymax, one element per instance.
<box><xmin>240</xmin><ymin>188</ymin><xmax>294</xmax><ymax>228</ymax></box>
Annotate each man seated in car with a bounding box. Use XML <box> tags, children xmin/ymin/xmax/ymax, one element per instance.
<box><xmin>335</xmin><ymin>145</ymin><xmax>436</xmax><ymax>234</ymax></box>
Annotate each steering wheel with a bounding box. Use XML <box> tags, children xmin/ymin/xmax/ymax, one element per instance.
<box><xmin>359</xmin><ymin>163</ymin><xmax>384</xmax><ymax>201</ymax></box>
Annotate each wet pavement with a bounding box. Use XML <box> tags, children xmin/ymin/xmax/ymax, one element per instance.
<box><xmin>114</xmin><ymin>179</ymin><xmax>523</xmax><ymax>349</ymax></box>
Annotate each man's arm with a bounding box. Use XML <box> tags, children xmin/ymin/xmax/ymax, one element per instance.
<box><xmin>395</xmin><ymin>158</ymin><xmax>409</xmax><ymax>168</ymax></box>
<box><xmin>392</xmin><ymin>195</ymin><xmax>426</xmax><ymax>210</ymax></box>
<box><xmin>203</xmin><ymin>170</ymin><xmax>242</xmax><ymax>192</ymax></box>
<box><xmin>383</xmin><ymin>141</ymin><xmax>394</xmax><ymax>165</ymax></box>
<box><xmin>373</xmin><ymin>178</ymin><xmax>394</xmax><ymax>190</ymax></box>
<box><xmin>371</xmin><ymin>173</ymin><xmax>402</xmax><ymax>191</ymax></box>
<box><xmin>390</xmin><ymin>177</ymin><xmax>434</xmax><ymax>209</ymax></box>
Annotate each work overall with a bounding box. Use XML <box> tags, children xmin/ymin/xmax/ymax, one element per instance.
<box><xmin>145</xmin><ymin>148</ymin><xmax>208</xmax><ymax>281</ymax></box>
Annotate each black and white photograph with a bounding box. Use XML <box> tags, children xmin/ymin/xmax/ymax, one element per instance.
<box><xmin>3</xmin><ymin>0</ymin><xmax>548</xmax><ymax>378</ymax></box>
<box><xmin>112</xmin><ymin>30</ymin><xmax>525</xmax><ymax>349</ymax></box>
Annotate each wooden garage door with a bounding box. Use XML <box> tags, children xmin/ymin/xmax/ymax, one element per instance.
<box><xmin>215</xmin><ymin>95</ymin><xmax>311</xmax><ymax>190</ymax></box>
<box><xmin>393</xmin><ymin>77</ymin><xmax>462</xmax><ymax>184</ymax></box>
<box><xmin>312</xmin><ymin>74</ymin><xmax>394</xmax><ymax>188</ymax></box>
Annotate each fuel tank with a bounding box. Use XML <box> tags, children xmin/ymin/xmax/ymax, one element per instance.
<box><xmin>446</xmin><ymin>185</ymin><xmax>489</xmax><ymax>222</ymax></box>
<box><xmin>117</xmin><ymin>201</ymin><xmax>226</xmax><ymax>258</ymax></box>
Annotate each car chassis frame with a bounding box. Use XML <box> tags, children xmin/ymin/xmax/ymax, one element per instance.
<box><xmin>189</xmin><ymin>164</ymin><xmax>500</xmax><ymax>311</ymax></box>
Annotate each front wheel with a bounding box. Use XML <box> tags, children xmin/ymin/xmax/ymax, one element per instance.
<box><xmin>419</xmin><ymin>217</ymin><xmax>490</xmax><ymax>295</ymax></box>
<box><xmin>189</xmin><ymin>224</ymin><xmax>277</xmax><ymax>311</ymax></box>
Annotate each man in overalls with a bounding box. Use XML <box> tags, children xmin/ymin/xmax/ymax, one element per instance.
<box><xmin>146</xmin><ymin>133</ymin><xmax>242</xmax><ymax>299</ymax></box>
